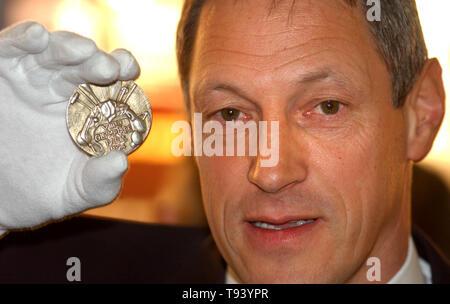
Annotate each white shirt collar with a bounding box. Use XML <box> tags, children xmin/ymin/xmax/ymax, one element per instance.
<box><xmin>225</xmin><ymin>236</ymin><xmax>432</xmax><ymax>284</ymax></box>
<box><xmin>388</xmin><ymin>236</ymin><xmax>431</xmax><ymax>284</ymax></box>
<box><xmin>225</xmin><ymin>268</ymin><xmax>239</xmax><ymax>284</ymax></box>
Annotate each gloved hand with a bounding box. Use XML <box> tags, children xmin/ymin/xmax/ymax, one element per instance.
<box><xmin>0</xmin><ymin>22</ymin><xmax>141</xmax><ymax>237</ymax></box>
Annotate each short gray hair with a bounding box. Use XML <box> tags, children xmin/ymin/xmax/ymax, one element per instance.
<box><xmin>176</xmin><ymin>0</ymin><xmax>428</xmax><ymax>109</ymax></box>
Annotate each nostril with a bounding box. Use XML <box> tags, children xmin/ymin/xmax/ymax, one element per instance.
<box><xmin>248</xmin><ymin>160</ymin><xmax>302</xmax><ymax>194</ymax></box>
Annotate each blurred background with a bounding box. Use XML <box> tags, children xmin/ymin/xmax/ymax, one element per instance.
<box><xmin>0</xmin><ymin>0</ymin><xmax>207</xmax><ymax>227</ymax></box>
<box><xmin>0</xmin><ymin>0</ymin><xmax>449</xmax><ymax>254</ymax></box>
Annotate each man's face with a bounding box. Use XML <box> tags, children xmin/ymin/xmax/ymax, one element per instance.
<box><xmin>190</xmin><ymin>0</ymin><xmax>411</xmax><ymax>283</ymax></box>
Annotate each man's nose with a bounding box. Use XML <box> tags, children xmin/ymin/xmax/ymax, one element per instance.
<box><xmin>247</xmin><ymin>119</ymin><xmax>308</xmax><ymax>193</ymax></box>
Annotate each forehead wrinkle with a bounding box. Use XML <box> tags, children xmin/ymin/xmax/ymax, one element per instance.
<box><xmin>288</xmin><ymin>68</ymin><xmax>357</xmax><ymax>95</ymax></box>
<box><xmin>193</xmin><ymin>46</ymin><xmax>369</xmax><ymax>101</ymax></box>
<box><xmin>273</xmin><ymin>47</ymin><xmax>360</xmax><ymax>73</ymax></box>
<box><xmin>201</xmin><ymin>0</ymin><xmax>359</xmax><ymax>39</ymax></box>
<box><xmin>197</xmin><ymin>34</ymin><xmax>363</xmax><ymax>65</ymax></box>
<box><xmin>199</xmin><ymin>20</ymin><xmax>354</xmax><ymax>46</ymax></box>
<box><xmin>272</xmin><ymin>46</ymin><xmax>372</xmax><ymax>92</ymax></box>
<box><xmin>196</xmin><ymin>2</ymin><xmax>367</xmax><ymax>65</ymax></box>
<box><xmin>266</xmin><ymin>0</ymin><xmax>360</xmax><ymax>25</ymax></box>
<box><xmin>197</xmin><ymin>48</ymin><xmax>365</xmax><ymax>78</ymax></box>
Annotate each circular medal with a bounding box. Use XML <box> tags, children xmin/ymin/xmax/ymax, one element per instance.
<box><xmin>66</xmin><ymin>80</ymin><xmax>152</xmax><ymax>156</ymax></box>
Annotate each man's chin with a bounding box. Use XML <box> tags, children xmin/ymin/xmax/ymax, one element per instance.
<box><xmin>223</xmin><ymin>219</ymin><xmax>346</xmax><ymax>283</ymax></box>
<box><xmin>228</xmin><ymin>242</ymin><xmax>345</xmax><ymax>282</ymax></box>
<box><xmin>230</xmin><ymin>252</ymin><xmax>334</xmax><ymax>284</ymax></box>
<box><xmin>236</xmin><ymin>267</ymin><xmax>331</xmax><ymax>284</ymax></box>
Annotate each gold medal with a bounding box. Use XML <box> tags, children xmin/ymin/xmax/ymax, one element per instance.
<box><xmin>66</xmin><ymin>80</ymin><xmax>152</xmax><ymax>156</ymax></box>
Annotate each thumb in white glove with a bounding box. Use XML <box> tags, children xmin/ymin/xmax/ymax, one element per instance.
<box><xmin>62</xmin><ymin>151</ymin><xmax>128</xmax><ymax>219</ymax></box>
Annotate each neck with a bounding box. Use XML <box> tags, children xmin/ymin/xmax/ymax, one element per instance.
<box><xmin>347</xmin><ymin>166</ymin><xmax>412</xmax><ymax>283</ymax></box>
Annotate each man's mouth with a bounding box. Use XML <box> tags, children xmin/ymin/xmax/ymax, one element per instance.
<box><xmin>244</xmin><ymin>216</ymin><xmax>321</xmax><ymax>247</ymax></box>
<box><xmin>250</xmin><ymin>219</ymin><xmax>316</xmax><ymax>231</ymax></box>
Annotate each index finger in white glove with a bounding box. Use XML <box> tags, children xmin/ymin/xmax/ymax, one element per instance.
<box><xmin>51</xmin><ymin>50</ymin><xmax>121</xmax><ymax>97</ymax></box>
<box><xmin>52</xmin><ymin>49</ymin><xmax>141</xmax><ymax>97</ymax></box>
<box><xmin>0</xmin><ymin>21</ymin><xmax>49</xmax><ymax>58</ymax></box>
<box><xmin>61</xmin><ymin>48</ymin><xmax>141</xmax><ymax>84</ymax></box>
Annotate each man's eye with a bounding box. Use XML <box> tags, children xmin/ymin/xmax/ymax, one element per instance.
<box><xmin>220</xmin><ymin>108</ymin><xmax>241</xmax><ymax>121</ymax></box>
<box><xmin>317</xmin><ymin>100</ymin><xmax>341</xmax><ymax>115</ymax></box>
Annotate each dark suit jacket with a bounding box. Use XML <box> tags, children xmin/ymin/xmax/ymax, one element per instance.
<box><xmin>0</xmin><ymin>215</ymin><xmax>448</xmax><ymax>283</ymax></box>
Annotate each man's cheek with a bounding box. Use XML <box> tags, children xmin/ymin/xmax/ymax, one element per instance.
<box><xmin>197</xmin><ymin>156</ymin><xmax>249</xmax><ymax>212</ymax></box>
<box><xmin>309</xmin><ymin>130</ymin><xmax>381</xmax><ymax>220</ymax></box>
<box><xmin>198</xmin><ymin>156</ymin><xmax>250</xmax><ymax>187</ymax></box>
<box><xmin>324</xmin><ymin>131</ymin><xmax>394</xmax><ymax>236</ymax></box>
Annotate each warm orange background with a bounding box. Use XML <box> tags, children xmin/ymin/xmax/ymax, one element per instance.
<box><xmin>2</xmin><ymin>0</ymin><xmax>449</xmax><ymax>228</ymax></box>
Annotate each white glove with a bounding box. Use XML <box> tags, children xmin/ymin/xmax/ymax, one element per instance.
<box><xmin>0</xmin><ymin>22</ymin><xmax>141</xmax><ymax>237</ymax></box>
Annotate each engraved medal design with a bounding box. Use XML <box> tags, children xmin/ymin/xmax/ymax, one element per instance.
<box><xmin>66</xmin><ymin>80</ymin><xmax>152</xmax><ymax>156</ymax></box>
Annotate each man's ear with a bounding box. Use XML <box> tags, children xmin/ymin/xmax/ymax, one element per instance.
<box><xmin>405</xmin><ymin>58</ymin><xmax>446</xmax><ymax>162</ymax></box>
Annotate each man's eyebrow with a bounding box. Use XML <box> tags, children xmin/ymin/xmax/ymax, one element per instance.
<box><xmin>206</xmin><ymin>70</ymin><xmax>338</xmax><ymax>96</ymax></box>
<box><xmin>212</xmin><ymin>84</ymin><xmax>251</xmax><ymax>99</ymax></box>
<box><xmin>291</xmin><ymin>69</ymin><xmax>350</xmax><ymax>87</ymax></box>
<box><xmin>297</xmin><ymin>71</ymin><xmax>330</xmax><ymax>83</ymax></box>
<box><xmin>195</xmin><ymin>82</ymin><xmax>257</xmax><ymax>108</ymax></box>
<box><xmin>194</xmin><ymin>69</ymin><xmax>355</xmax><ymax>108</ymax></box>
